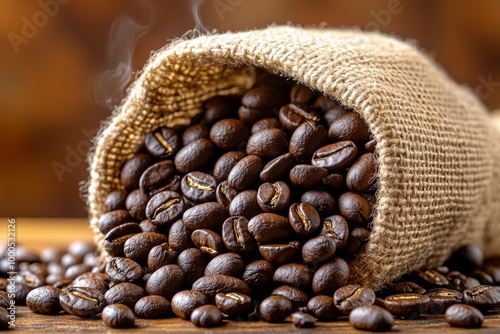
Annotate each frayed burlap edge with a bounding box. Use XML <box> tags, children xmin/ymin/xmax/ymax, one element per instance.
<box><xmin>87</xmin><ymin>25</ymin><xmax>500</xmax><ymax>290</ymax></box>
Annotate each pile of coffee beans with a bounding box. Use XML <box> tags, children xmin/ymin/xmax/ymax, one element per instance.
<box><xmin>1</xmin><ymin>72</ymin><xmax>499</xmax><ymax>330</ymax></box>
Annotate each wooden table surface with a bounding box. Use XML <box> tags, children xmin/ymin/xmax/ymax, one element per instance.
<box><xmin>4</xmin><ymin>218</ymin><xmax>500</xmax><ymax>333</ymax></box>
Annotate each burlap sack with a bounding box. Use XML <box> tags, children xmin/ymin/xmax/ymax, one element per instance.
<box><xmin>87</xmin><ymin>25</ymin><xmax>500</xmax><ymax>290</ymax></box>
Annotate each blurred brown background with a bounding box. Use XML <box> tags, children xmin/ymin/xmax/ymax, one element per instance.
<box><xmin>1</xmin><ymin>0</ymin><xmax>499</xmax><ymax>218</ymax></box>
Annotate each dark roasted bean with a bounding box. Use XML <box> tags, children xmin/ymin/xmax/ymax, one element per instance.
<box><xmin>26</xmin><ymin>286</ymin><xmax>62</xmax><ymax>314</ymax></box>
<box><xmin>322</xmin><ymin>173</ymin><xmax>346</xmax><ymax>191</ymax></box>
<box><xmin>191</xmin><ymin>304</ymin><xmax>223</xmax><ymax>328</ymax></box>
<box><xmin>384</xmin><ymin>293</ymin><xmax>430</xmax><ymax>318</ymax></box>
<box><xmin>312</xmin><ymin>258</ymin><xmax>350</xmax><ymax>296</ymax></box>
<box><xmin>203</xmin><ymin>94</ymin><xmax>240</xmax><ymax>124</ymax></box>
<box><xmin>205</xmin><ymin>253</ymin><xmax>245</xmax><ymax>277</ymax></box>
<box><xmin>259</xmin><ymin>242</ymin><xmax>301</xmax><ymax>265</ymax></box>
<box><xmin>320</xmin><ymin>215</ymin><xmax>349</xmax><ymax>250</ymax></box>
<box><xmin>349</xmin><ymin>305</ymin><xmax>394</xmax><ymax>331</ymax></box>
<box><xmin>251</xmin><ymin>117</ymin><xmax>281</xmax><ymax>134</ymax></box>
<box><xmin>17</xmin><ymin>270</ymin><xmax>44</xmax><ymax>289</ymax></box>
<box><xmin>140</xmin><ymin>160</ymin><xmax>180</xmax><ymax>197</ymax></box>
<box><xmin>134</xmin><ymin>295</ymin><xmax>171</xmax><ymax>318</ymax></box>
<box><xmin>98</xmin><ymin>210</ymin><xmax>133</xmax><ymax>235</ymax></box>
<box><xmin>191</xmin><ymin>229</ymin><xmax>224</xmax><ymax>257</ymax></box>
<box><xmin>248</xmin><ymin>213</ymin><xmax>294</xmax><ymax>243</ymax></box>
<box><xmin>328</xmin><ymin>111</ymin><xmax>370</xmax><ymax>146</ymax></box>
<box><xmin>171</xmin><ymin>290</ymin><xmax>209</xmax><ymax>319</ymax></box>
<box><xmin>300</xmin><ymin>190</ymin><xmax>336</xmax><ymax>218</ymax></box>
<box><xmin>288</xmin><ymin>203</ymin><xmax>321</xmax><ymax>236</ymax></box>
<box><xmin>120</xmin><ymin>153</ymin><xmax>153</xmax><ymax>190</ymax></box>
<box><xmin>290</xmin><ymin>83</ymin><xmax>317</xmax><ymax>104</ymax></box>
<box><xmin>416</xmin><ymin>269</ymin><xmax>449</xmax><ymax>288</ymax></box>
<box><xmin>213</xmin><ymin>151</ymin><xmax>245</xmax><ymax>182</ymax></box>
<box><xmin>291</xmin><ymin>311</ymin><xmax>316</xmax><ymax>328</ymax></box>
<box><xmin>228</xmin><ymin>155</ymin><xmax>264</xmax><ymax>190</ymax></box>
<box><xmin>242</xmin><ymin>260</ymin><xmax>274</xmax><ymax>290</ymax></box>
<box><xmin>174</xmin><ymin>138</ymin><xmax>214</xmax><ymax>174</ymax></box>
<box><xmin>246</xmin><ymin>129</ymin><xmax>288</xmax><ymax>160</ymax></box>
<box><xmin>289</xmin><ymin>164</ymin><xmax>328</xmax><ymax>188</ymax></box>
<box><xmin>104</xmin><ymin>282</ymin><xmax>145</xmax><ymax>308</ymax></box>
<box><xmin>222</xmin><ymin>216</ymin><xmax>256</xmax><ymax>254</ymax></box>
<box><xmin>272</xmin><ymin>285</ymin><xmax>309</xmax><ymax>308</ymax></box>
<box><xmin>425</xmin><ymin>288</ymin><xmax>462</xmax><ymax>314</ymax></box>
<box><xmin>289</xmin><ymin>121</ymin><xmax>327</xmax><ymax>162</ymax></box>
<box><xmin>228</xmin><ymin>190</ymin><xmax>262</xmax><ymax>219</ymax></box>
<box><xmin>365</xmin><ymin>139</ymin><xmax>377</xmax><ymax>152</ymax></box>
<box><xmin>145</xmin><ymin>126</ymin><xmax>180</xmax><ymax>159</ymax></box>
<box><xmin>104</xmin><ymin>222</ymin><xmax>142</xmax><ymax>257</ymax></box>
<box><xmin>192</xmin><ymin>275</ymin><xmax>251</xmax><ymax>302</ymax></box>
<box><xmin>346</xmin><ymin>153</ymin><xmax>376</xmax><ymax>192</ymax></box>
<box><xmin>462</xmin><ymin>285</ymin><xmax>500</xmax><ymax>311</ymax></box>
<box><xmin>259</xmin><ymin>295</ymin><xmax>293</xmax><ymax>322</ymax></box>
<box><xmin>102</xmin><ymin>304</ymin><xmax>135</xmax><ymax>328</ymax></box>
<box><xmin>343</xmin><ymin>227</ymin><xmax>370</xmax><ymax>258</ymax></box>
<box><xmin>168</xmin><ymin>220</ymin><xmax>194</xmax><ymax>252</ymax></box>
<box><xmin>334</xmin><ymin>285</ymin><xmax>376</xmax><ymax>315</ymax></box>
<box><xmin>0</xmin><ymin>308</ymin><xmax>8</xmax><ymax>329</ymax></box>
<box><xmin>239</xmin><ymin>87</ymin><xmax>286</xmax><ymax>124</ymax></box>
<box><xmin>302</xmin><ymin>236</ymin><xmax>336</xmax><ymax>265</ymax></box>
<box><xmin>183</xmin><ymin>202</ymin><xmax>227</xmax><ymax>232</ymax></box>
<box><xmin>307</xmin><ymin>295</ymin><xmax>338</xmax><ymax>321</ymax></box>
<box><xmin>470</xmin><ymin>270</ymin><xmax>494</xmax><ymax>285</ymax></box>
<box><xmin>257</xmin><ymin>181</ymin><xmax>291</xmax><ymax>213</ymax></box>
<box><xmin>59</xmin><ymin>286</ymin><xmax>106</xmax><ymax>317</ymax></box>
<box><xmin>210</xmin><ymin>118</ymin><xmax>249</xmax><ymax>150</ymax></box>
<box><xmin>147</xmin><ymin>243</ymin><xmax>178</xmax><ymax>272</ymax></box>
<box><xmin>125</xmin><ymin>189</ymin><xmax>149</xmax><ymax>221</ymax></box>
<box><xmin>177</xmin><ymin>248</ymin><xmax>209</xmax><ymax>286</ymax></box>
<box><xmin>273</xmin><ymin>263</ymin><xmax>312</xmax><ymax>287</ymax></box>
<box><xmin>445</xmin><ymin>304</ymin><xmax>483</xmax><ymax>328</ymax></box>
<box><xmin>279</xmin><ymin>104</ymin><xmax>320</xmax><ymax>132</ymax></box>
<box><xmin>145</xmin><ymin>191</ymin><xmax>184</xmax><ymax>227</ymax></box>
<box><xmin>216</xmin><ymin>181</ymin><xmax>239</xmax><ymax>209</ymax></box>
<box><xmin>72</xmin><ymin>277</ymin><xmax>109</xmax><ymax>295</ymax></box>
<box><xmin>145</xmin><ymin>265</ymin><xmax>185</xmax><ymax>299</ymax></box>
<box><xmin>393</xmin><ymin>282</ymin><xmax>426</xmax><ymax>295</ymax></box>
<box><xmin>123</xmin><ymin>232</ymin><xmax>168</xmax><ymax>264</ymax></box>
<box><xmin>182</xmin><ymin>123</ymin><xmax>210</xmax><ymax>146</ymax></box>
<box><xmin>445</xmin><ymin>245</ymin><xmax>484</xmax><ymax>274</ymax></box>
<box><xmin>260</xmin><ymin>153</ymin><xmax>297</xmax><ymax>182</ymax></box>
<box><xmin>338</xmin><ymin>192</ymin><xmax>371</xmax><ymax>226</ymax></box>
<box><xmin>311</xmin><ymin>141</ymin><xmax>358</xmax><ymax>172</ymax></box>
<box><xmin>140</xmin><ymin>219</ymin><xmax>159</xmax><ymax>233</ymax></box>
<box><xmin>215</xmin><ymin>292</ymin><xmax>252</xmax><ymax>317</ymax></box>
<box><xmin>104</xmin><ymin>190</ymin><xmax>129</xmax><ymax>212</ymax></box>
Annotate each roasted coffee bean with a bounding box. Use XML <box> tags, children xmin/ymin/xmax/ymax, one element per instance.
<box><xmin>145</xmin><ymin>264</ymin><xmax>185</xmax><ymax>299</ymax></box>
<box><xmin>425</xmin><ymin>288</ymin><xmax>462</xmax><ymax>314</ymax></box>
<box><xmin>168</xmin><ymin>220</ymin><xmax>195</xmax><ymax>252</ymax></box>
<box><xmin>349</xmin><ymin>305</ymin><xmax>394</xmax><ymax>331</ymax></box>
<box><xmin>448</xmin><ymin>276</ymin><xmax>481</xmax><ymax>291</ymax></box>
<box><xmin>289</xmin><ymin>164</ymin><xmax>328</xmax><ymax>188</ymax></box>
<box><xmin>191</xmin><ymin>304</ymin><xmax>223</xmax><ymax>328</ymax></box>
<box><xmin>205</xmin><ymin>253</ymin><xmax>245</xmax><ymax>277</ymax></box>
<box><xmin>470</xmin><ymin>270</ymin><xmax>495</xmax><ymax>285</ymax></box>
<box><xmin>248</xmin><ymin>213</ymin><xmax>294</xmax><ymax>243</ymax></box>
<box><xmin>312</xmin><ymin>94</ymin><xmax>339</xmax><ymax>112</ymax></box>
<box><xmin>259</xmin><ymin>242</ymin><xmax>301</xmax><ymax>265</ymax></box>
<box><xmin>222</xmin><ymin>216</ymin><xmax>256</xmax><ymax>253</ymax></box>
<box><xmin>26</xmin><ymin>286</ymin><xmax>62</xmax><ymax>314</ymax></box>
<box><xmin>328</xmin><ymin>111</ymin><xmax>370</xmax><ymax>146</ymax></box>
<box><xmin>202</xmin><ymin>94</ymin><xmax>240</xmax><ymax>124</ymax></box>
<box><xmin>0</xmin><ymin>308</ymin><xmax>8</xmax><ymax>329</ymax></box>
<box><xmin>246</xmin><ymin>129</ymin><xmax>288</xmax><ymax>160</ymax></box>
<box><xmin>302</xmin><ymin>236</ymin><xmax>336</xmax><ymax>265</ymax></box>
<box><xmin>365</xmin><ymin>139</ymin><xmax>377</xmax><ymax>152</ymax></box>
<box><xmin>123</xmin><ymin>232</ymin><xmax>168</xmax><ymax>264</ymax></box>
<box><xmin>17</xmin><ymin>270</ymin><xmax>44</xmax><ymax>288</ymax></box>
<box><xmin>242</xmin><ymin>260</ymin><xmax>274</xmax><ymax>290</ymax></box>
<box><xmin>148</xmin><ymin>243</ymin><xmax>178</xmax><ymax>272</ymax></box>
<box><xmin>53</xmin><ymin>279</ymin><xmax>73</xmax><ymax>290</ymax></box>
<box><xmin>125</xmin><ymin>189</ymin><xmax>149</xmax><ymax>221</ymax></box>
<box><xmin>279</xmin><ymin>104</ymin><xmax>320</xmax><ymax>132</ymax></box>
<box><xmin>104</xmin><ymin>222</ymin><xmax>142</xmax><ymax>257</ymax></box>
<box><xmin>105</xmin><ymin>257</ymin><xmax>142</xmax><ymax>283</ymax></box>
<box><xmin>239</xmin><ymin>86</ymin><xmax>286</xmax><ymax>124</ymax></box>
<box><xmin>181</xmin><ymin>172</ymin><xmax>217</xmax><ymax>203</ymax></box>
<box><xmin>183</xmin><ymin>202</ymin><xmax>227</xmax><ymax>232</ymax></box>
<box><xmin>182</xmin><ymin>123</ymin><xmax>210</xmax><ymax>146</ymax></box>
<box><xmin>273</xmin><ymin>263</ymin><xmax>312</xmax><ymax>287</ymax></box>
<box><xmin>334</xmin><ymin>285</ymin><xmax>376</xmax><ymax>315</ymax></box>
<box><xmin>463</xmin><ymin>285</ymin><xmax>500</xmax><ymax>311</ymax></box>
<box><xmin>171</xmin><ymin>290</ymin><xmax>209</xmax><ymax>319</ymax></box>
<box><xmin>343</xmin><ymin>227</ymin><xmax>370</xmax><ymax>258</ymax></box>
<box><xmin>14</xmin><ymin>282</ymin><xmax>31</xmax><ymax>305</ymax></box>
<box><xmin>289</xmin><ymin>203</ymin><xmax>321</xmax><ymax>236</ymax></box>
<box><xmin>257</xmin><ymin>181</ymin><xmax>291</xmax><ymax>213</ymax></box>
<box><xmin>251</xmin><ymin>117</ymin><xmax>281</xmax><ymax>134</ymax></box>
<box><xmin>65</xmin><ymin>264</ymin><xmax>92</xmax><ymax>281</ymax></box>
<box><xmin>346</xmin><ymin>153</ymin><xmax>376</xmax><ymax>192</ymax></box>
<box><xmin>416</xmin><ymin>269</ymin><xmax>449</xmax><ymax>288</ymax></box>
<box><xmin>259</xmin><ymin>295</ymin><xmax>293</xmax><ymax>322</ymax></box>
<box><xmin>0</xmin><ymin>291</ymin><xmax>9</xmax><ymax>309</ymax></box>
<box><xmin>145</xmin><ymin>191</ymin><xmax>184</xmax><ymax>227</ymax></box>
<box><xmin>445</xmin><ymin>244</ymin><xmax>484</xmax><ymax>274</ymax></box>
<box><xmin>307</xmin><ymin>295</ymin><xmax>338</xmax><ymax>321</ymax></box>
<box><xmin>311</xmin><ymin>141</ymin><xmax>358</xmax><ymax>172</ymax></box>
<box><xmin>145</xmin><ymin>126</ymin><xmax>180</xmax><ymax>159</ymax></box>
<box><xmin>139</xmin><ymin>160</ymin><xmax>180</xmax><ymax>197</ymax></box>
<box><xmin>300</xmin><ymin>190</ymin><xmax>336</xmax><ymax>218</ymax></box>
<box><xmin>215</xmin><ymin>292</ymin><xmax>252</xmax><ymax>317</ymax></box>
<box><xmin>134</xmin><ymin>295</ymin><xmax>171</xmax><ymax>318</ymax></box>
<box><xmin>322</xmin><ymin>173</ymin><xmax>346</xmax><ymax>191</ymax></box>
<box><xmin>314</xmin><ymin>259</ymin><xmax>351</xmax><ymax>296</ymax></box>
<box><xmin>192</xmin><ymin>275</ymin><xmax>251</xmax><ymax>302</ymax></box>
<box><xmin>445</xmin><ymin>304</ymin><xmax>483</xmax><ymax>328</ymax></box>
<box><xmin>290</xmin><ymin>83</ymin><xmax>317</xmax><ymax>104</ymax></box>
<box><xmin>320</xmin><ymin>215</ymin><xmax>349</xmax><ymax>250</ymax></box>
<box><xmin>140</xmin><ymin>219</ymin><xmax>158</xmax><ymax>233</ymax></box>
<box><xmin>289</xmin><ymin>121</ymin><xmax>327</xmax><ymax>162</ymax></box>
<box><xmin>177</xmin><ymin>248</ymin><xmax>209</xmax><ymax>286</ymax></box>
<box><xmin>104</xmin><ymin>190</ymin><xmax>129</xmax><ymax>212</ymax></box>
<box><xmin>291</xmin><ymin>311</ymin><xmax>316</xmax><ymax>328</ymax></box>
<box><xmin>228</xmin><ymin>155</ymin><xmax>264</xmax><ymax>190</ymax></box>
<box><xmin>384</xmin><ymin>293</ymin><xmax>430</xmax><ymax>318</ymax></box>
<box><xmin>102</xmin><ymin>304</ymin><xmax>135</xmax><ymax>328</ymax></box>
<box><xmin>216</xmin><ymin>181</ymin><xmax>239</xmax><ymax>209</ymax></box>
<box><xmin>174</xmin><ymin>138</ymin><xmax>215</xmax><ymax>174</ymax></box>
<box><xmin>228</xmin><ymin>190</ymin><xmax>262</xmax><ymax>219</ymax></box>
<box><xmin>191</xmin><ymin>229</ymin><xmax>224</xmax><ymax>257</ymax></box>
<box><xmin>59</xmin><ymin>286</ymin><xmax>106</xmax><ymax>317</ymax></box>
<box><xmin>260</xmin><ymin>153</ymin><xmax>297</xmax><ymax>182</ymax></box>
<box><xmin>213</xmin><ymin>151</ymin><xmax>245</xmax><ymax>182</ymax></box>
<box><xmin>482</xmin><ymin>264</ymin><xmax>500</xmax><ymax>284</ymax></box>
<box><xmin>338</xmin><ymin>192</ymin><xmax>371</xmax><ymax>226</ymax></box>
<box><xmin>393</xmin><ymin>282</ymin><xmax>426</xmax><ymax>295</ymax></box>
<box><xmin>72</xmin><ymin>277</ymin><xmax>109</xmax><ymax>295</ymax></box>
<box><xmin>120</xmin><ymin>153</ymin><xmax>153</xmax><ymax>190</ymax></box>
<box><xmin>105</xmin><ymin>282</ymin><xmax>145</xmax><ymax>308</ymax></box>
<box><xmin>272</xmin><ymin>285</ymin><xmax>309</xmax><ymax>307</ymax></box>
<box><xmin>323</xmin><ymin>103</ymin><xmax>348</xmax><ymax>125</ymax></box>
<box><xmin>210</xmin><ymin>118</ymin><xmax>249</xmax><ymax>150</ymax></box>
<box><xmin>98</xmin><ymin>210</ymin><xmax>133</xmax><ymax>235</ymax></box>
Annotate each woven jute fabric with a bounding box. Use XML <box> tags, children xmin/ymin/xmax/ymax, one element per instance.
<box><xmin>87</xmin><ymin>25</ymin><xmax>500</xmax><ymax>290</ymax></box>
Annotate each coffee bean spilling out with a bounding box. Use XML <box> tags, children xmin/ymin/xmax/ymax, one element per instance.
<box><xmin>1</xmin><ymin>73</ymin><xmax>499</xmax><ymax>330</ymax></box>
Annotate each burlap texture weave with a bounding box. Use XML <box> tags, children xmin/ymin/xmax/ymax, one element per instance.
<box><xmin>87</xmin><ymin>25</ymin><xmax>500</xmax><ymax>290</ymax></box>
